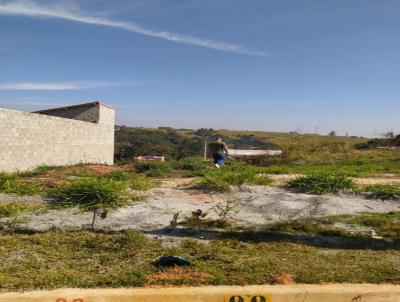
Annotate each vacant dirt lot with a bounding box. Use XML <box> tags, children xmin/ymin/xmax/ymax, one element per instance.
<box><xmin>6</xmin><ymin>180</ymin><xmax>397</xmax><ymax>234</ymax></box>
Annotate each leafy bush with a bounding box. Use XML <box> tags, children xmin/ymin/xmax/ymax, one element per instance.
<box><xmin>286</xmin><ymin>173</ymin><xmax>354</xmax><ymax>195</ymax></box>
<box><xmin>134</xmin><ymin>161</ymin><xmax>173</xmax><ymax>177</ymax></box>
<box><xmin>364</xmin><ymin>184</ymin><xmax>400</xmax><ymax>201</ymax></box>
<box><xmin>211</xmin><ymin>198</ymin><xmax>240</xmax><ymax>224</ymax></box>
<box><xmin>51</xmin><ymin>178</ymin><xmax>130</xmax><ymax>228</ymax></box>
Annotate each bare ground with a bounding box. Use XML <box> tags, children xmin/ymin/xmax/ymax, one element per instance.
<box><xmin>7</xmin><ymin>180</ymin><xmax>398</xmax><ymax>234</ymax></box>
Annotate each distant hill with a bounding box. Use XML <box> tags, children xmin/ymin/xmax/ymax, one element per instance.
<box><xmin>115</xmin><ymin>126</ymin><xmax>366</xmax><ymax>160</ymax></box>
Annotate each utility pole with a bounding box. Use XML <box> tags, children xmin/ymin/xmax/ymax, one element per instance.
<box><xmin>204</xmin><ymin>137</ymin><xmax>207</xmax><ymax>161</ymax></box>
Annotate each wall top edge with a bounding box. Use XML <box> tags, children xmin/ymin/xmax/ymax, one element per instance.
<box><xmin>32</xmin><ymin>101</ymin><xmax>115</xmax><ymax>113</ymax></box>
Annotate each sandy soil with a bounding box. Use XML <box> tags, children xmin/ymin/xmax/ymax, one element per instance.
<box><xmin>14</xmin><ymin>185</ymin><xmax>399</xmax><ymax>233</ymax></box>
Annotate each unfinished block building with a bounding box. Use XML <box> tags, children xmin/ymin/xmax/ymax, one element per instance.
<box><xmin>0</xmin><ymin>102</ymin><xmax>115</xmax><ymax>172</ymax></box>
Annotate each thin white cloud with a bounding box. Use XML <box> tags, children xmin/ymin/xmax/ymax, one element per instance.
<box><xmin>0</xmin><ymin>98</ymin><xmax>63</xmax><ymax>107</ymax></box>
<box><xmin>0</xmin><ymin>81</ymin><xmax>115</xmax><ymax>90</ymax></box>
<box><xmin>0</xmin><ymin>0</ymin><xmax>268</xmax><ymax>56</ymax></box>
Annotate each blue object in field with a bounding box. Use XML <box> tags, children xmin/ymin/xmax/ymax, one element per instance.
<box><xmin>213</xmin><ymin>151</ymin><xmax>225</xmax><ymax>165</ymax></box>
<box><xmin>155</xmin><ymin>255</ymin><xmax>191</xmax><ymax>267</ymax></box>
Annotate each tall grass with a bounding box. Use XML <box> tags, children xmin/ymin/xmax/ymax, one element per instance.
<box><xmin>277</xmin><ymin>134</ymin><xmax>354</xmax><ymax>163</ymax></box>
<box><xmin>253</xmin><ymin>133</ymin><xmax>400</xmax><ymax>177</ymax></box>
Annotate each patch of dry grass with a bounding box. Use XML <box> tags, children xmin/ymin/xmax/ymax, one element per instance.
<box><xmin>0</xmin><ymin>230</ymin><xmax>398</xmax><ymax>291</ymax></box>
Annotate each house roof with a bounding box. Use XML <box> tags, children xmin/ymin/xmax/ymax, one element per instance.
<box><xmin>32</xmin><ymin>101</ymin><xmax>115</xmax><ymax>113</ymax></box>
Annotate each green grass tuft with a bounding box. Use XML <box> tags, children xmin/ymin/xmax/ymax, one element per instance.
<box><xmin>105</xmin><ymin>171</ymin><xmax>155</xmax><ymax>191</ymax></box>
<box><xmin>50</xmin><ymin>178</ymin><xmax>131</xmax><ymax>228</ymax></box>
<box><xmin>286</xmin><ymin>173</ymin><xmax>355</xmax><ymax>195</ymax></box>
<box><xmin>0</xmin><ymin>173</ymin><xmax>47</xmax><ymax>195</ymax></box>
<box><xmin>327</xmin><ymin>212</ymin><xmax>400</xmax><ymax>240</ymax></box>
<box><xmin>364</xmin><ymin>184</ymin><xmax>400</xmax><ymax>201</ymax></box>
<box><xmin>0</xmin><ymin>203</ymin><xmax>29</xmax><ymax>218</ymax></box>
<box><xmin>173</xmin><ymin>157</ymin><xmax>207</xmax><ymax>171</ymax></box>
<box><xmin>134</xmin><ymin>161</ymin><xmax>173</xmax><ymax>177</ymax></box>
<box><xmin>196</xmin><ymin>166</ymin><xmax>273</xmax><ymax>192</ymax></box>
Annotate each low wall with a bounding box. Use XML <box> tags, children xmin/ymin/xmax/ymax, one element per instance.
<box><xmin>0</xmin><ymin>284</ymin><xmax>398</xmax><ymax>302</ymax></box>
<box><xmin>230</xmin><ymin>149</ymin><xmax>282</xmax><ymax>157</ymax></box>
<box><xmin>0</xmin><ymin>103</ymin><xmax>115</xmax><ymax>172</ymax></box>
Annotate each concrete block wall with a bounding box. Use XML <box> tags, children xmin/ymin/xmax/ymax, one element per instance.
<box><xmin>0</xmin><ymin>102</ymin><xmax>115</xmax><ymax>172</ymax></box>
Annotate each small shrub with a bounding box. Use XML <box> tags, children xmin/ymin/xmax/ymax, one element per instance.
<box><xmin>211</xmin><ymin>198</ymin><xmax>240</xmax><ymax>224</ymax></box>
<box><xmin>286</xmin><ymin>173</ymin><xmax>354</xmax><ymax>195</ymax></box>
<box><xmin>134</xmin><ymin>161</ymin><xmax>173</xmax><ymax>177</ymax></box>
<box><xmin>180</xmin><ymin>208</ymin><xmax>232</xmax><ymax>230</ymax></box>
<box><xmin>51</xmin><ymin>178</ymin><xmax>130</xmax><ymax>228</ymax></box>
<box><xmin>364</xmin><ymin>184</ymin><xmax>400</xmax><ymax>201</ymax></box>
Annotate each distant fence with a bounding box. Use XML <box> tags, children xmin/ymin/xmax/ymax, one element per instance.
<box><xmin>229</xmin><ymin>149</ymin><xmax>282</xmax><ymax>158</ymax></box>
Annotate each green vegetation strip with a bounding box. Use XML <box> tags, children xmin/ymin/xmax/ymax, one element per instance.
<box><xmin>0</xmin><ymin>230</ymin><xmax>398</xmax><ymax>291</ymax></box>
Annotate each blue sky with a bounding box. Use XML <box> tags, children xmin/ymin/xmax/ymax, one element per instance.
<box><xmin>0</xmin><ymin>0</ymin><xmax>399</xmax><ymax>137</ymax></box>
